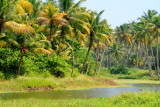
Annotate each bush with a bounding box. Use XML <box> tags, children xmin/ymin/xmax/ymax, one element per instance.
<box><xmin>0</xmin><ymin>48</ymin><xmax>19</xmax><ymax>79</ymax></box>
<box><xmin>73</xmin><ymin>48</ymin><xmax>95</xmax><ymax>75</ymax></box>
<box><xmin>109</xmin><ymin>65</ymin><xmax>129</xmax><ymax>75</ymax></box>
<box><xmin>0</xmin><ymin>49</ymin><xmax>71</xmax><ymax>79</ymax></box>
<box><xmin>23</xmin><ymin>53</ymin><xmax>71</xmax><ymax>78</ymax></box>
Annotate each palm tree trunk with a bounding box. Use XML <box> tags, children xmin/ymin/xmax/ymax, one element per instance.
<box><xmin>0</xmin><ymin>13</ymin><xmax>5</xmax><ymax>33</ymax></box>
<box><xmin>81</xmin><ymin>30</ymin><xmax>94</xmax><ymax>73</ymax></box>
<box><xmin>86</xmin><ymin>63</ymin><xmax>90</xmax><ymax>75</ymax></box>
<box><xmin>17</xmin><ymin>48</ymin><xmax>24</xmax><ymax>77</ymax></box>
<box><xmin>150</xmin><ymin>43</ymin><xmax>156</xmax><ymax>70</ymax></box>
<box><xmin>71</xmin><ymin>50</ymin><xmax>74</xmax><ymax>77</ymax></box>
<box><xmin>148</xmin><ymin>56</ymin><xmax>154</xmax><ymax>78</ymax></box>
<box><xmin>71</xmin><ymin>46</ymin><xmax>75</xmax><ymax>77</ymax></box>
<box><xmin>156</xmin><ymin>37</ymin><xmax>160</xmax><ymax>77</ymax></box>
<box><xmin>136</xmin><ymin>43</ymin><xmax>139</xmax><ymax>68</ymax></box>
<box><xmin>94</xmin><ymin>48</ymin><xmax>99</xmax><ymax>76</ymax></box>
<box><xmin>95</xmin><ymin>48</ymin><xmax>106</xmax><ymax>77</ymax></box>
<box><xmin>143</xmin><ymin>41</ymin><xmax>149</xmax><ymax>69</ymax></box>
<box><xmin>49</xmin><ymin>22</ymin><xmax>53</xmax><ymax>41</ymax></box>
<box><xmin>106</xmin><ymin>54</ymin><xmax>109</xmax><ymax>67</ymax></box>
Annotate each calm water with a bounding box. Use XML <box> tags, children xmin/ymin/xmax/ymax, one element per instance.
<box><xmin>0</xmin><ymin>83</ymin><xmax>160</xmax><ymax>99</ymax></box>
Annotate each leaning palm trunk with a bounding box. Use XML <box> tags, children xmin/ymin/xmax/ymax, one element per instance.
<box><xmin>136</xmin><ymin>43</ymin><xmax>139</xmax><ymax>68</ymax></box>
<box><xmin>17</xmin><ymin>48</ymin><xmax>24</xmax><ymax>77</ymax></box>
<box><xmin>49</xmin><ymin>21</ymin><xmax>53</xmax><ymax>41</ymax></box>
<box><xmin>81</xmin><ymin>31</ymin><xmax>94</xmax><ymax>73</ymax></box>
<box><xmin>85</xmin><ymin>63</ymin><xmax>90</xmax><ymax>75</ymax></box>
<box><xmin>145</xmin><ymin>43</ymin><xmax>154</xmax><ymax>77</ymax></box>
<box><xmin>94</xmin><ymin>48</ymin><xmax>99</xmax><ymax>76</ymax></box>
<box><xmin>71</xmin><ymin>47</ymin><xmax>75</xmax><ymax>77</ymax></box>
<box><xmin>142</xmin><ymin>41</ymin><xmax>149</xmax><ymax>69</ymax></box>
<box><xmin>148</xmin><ymin>56</ymin><xmax>155</xmax><ymax>78</ymax></box>
<box><xmin>0</xmin><ymin>15</ymin><xmax>5</xmax><ymax>33</ymax></box>
<box><xmin>95</xmin><ymin>48</ymin><xmax>106</xmax><ymax>77</ymax></box>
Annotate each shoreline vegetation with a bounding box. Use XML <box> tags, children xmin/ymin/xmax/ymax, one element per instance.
<box><xmin>0</xmin><ymin>73</ymin><xmax>159</xmax><ymax>93</ymax></box>
<box><xmin>0</xmin><ymin>75</ymin><xmax>125</xmax><ymax>93</ymax></box>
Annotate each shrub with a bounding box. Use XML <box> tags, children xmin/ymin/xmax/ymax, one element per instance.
<box><xmin>0</xmin><ymin>49</ymin><xmax>71</xmax><ymax>79</ymax></box>
<box><xmin>73</xmin><ymin>48</ymin><xmax>95</xmax><ymax>75</ymax></box>
<box><xmin>109</xmin><ymin>65</ymin><xmax>129</xmax><ymax>75</ymax></box>
<box><xmin>0</xmin><ymin>48</ymin><xmax>19</xmax><ymax>79</ymax></box>
<box><xmin>23</xmin><ymin>53</ymin><xmax>71</xmax><ymax>78</ymax></box>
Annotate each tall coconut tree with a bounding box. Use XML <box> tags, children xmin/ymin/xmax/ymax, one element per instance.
<box><xmin>135</xmin><ymin>20</ymin><xmax>155</xmax><ymax>77</ymax></box>
<box><xmin>115</xmin><ymin>24</ymin><xmax>133</xmax><ymax>66</ymax></box>
<box><xmin>36</xmin><ymin>2</ymin><xmax>68</xmax><ymax>46</ymax></box>
<box><xmin>3</xmin><ymin>21</ymin><xmax>36</xmax><ymax>76</ymax></box>
<box><xmin>108</xmin><ymin>43</ymin><xmax>124</xmax><ymax>67</ymax></box>
<box><xmin>152</xmin><ymin>16</ymin><xmax>160</xmax><ymax>77</ymax></box>
<box><xmin>93</xmin><ymin>19</ymin><xmax>113</xmax><ymax>76</ymax></box>
<box><xmin>81</xmin><ymin>10</ymin><xmax>110</xmax><ymax>73</ymax></box>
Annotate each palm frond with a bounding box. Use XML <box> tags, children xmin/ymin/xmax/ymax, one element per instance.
<box><xmin>0</xmin><ymin>40</ymin><xmax>7</xmax><ymax>47</ymax></box>
<box><xmin>15</xmin><ymin>4</ymin><xmax>25</xmax><ymax>15</ymax></box>
<box><xmin>33</xmin><ymin>48</ymin><xmax>52</xmax><ymax>54</ymax></box>
<box><xmin>4</xmin><ymin>21</ymin><xmax>35</xmax><ymax>35</ymax></box>
<box><xmin>17</xmin><ymin>0</ymin><xmax>33</xmax><ymax>14</ymax></box>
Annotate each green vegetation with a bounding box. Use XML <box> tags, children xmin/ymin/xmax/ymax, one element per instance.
<box><xmin>0</xmin><ymin>92</ymin><xmax>160</xmax><ymax>107</ymax></box>
<box><xmin>0</xmin><ymin>75</ymin><xmax>126</xmax><ymax>93</ymax></box>
<box><xmin>101</xmin><ymin>67</ymin><xmax>157</xmax><ymax>80</ymax></box>
<box><xmin>0</xmin><ymin>0</ymin><xmax>160</xmax><ymax>80</ymax></box>
<box><xmin>0</xmin><ymin>1</ymin><xmax>160</xmax><ymax>106</ymax></box>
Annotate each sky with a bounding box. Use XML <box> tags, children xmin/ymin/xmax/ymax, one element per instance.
<box><xmin>43</xmin><ymin>0</ymin><xmax>160</xmax><ymax>28</ymax></box>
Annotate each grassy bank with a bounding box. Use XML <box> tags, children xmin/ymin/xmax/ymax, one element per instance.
<box><xmin>114</xmin><ymin>79</ymin><xmax>160</xmax><ymax>84</ymax></box>
<box><xmin>101</xmin><ymin>68</ymin><xmax>156</xmax><ymax>79</ymax></box>
<box><xmin>0</xmin><ymin>75</ymin><xmax>125</xmax><ymax>93</ymax></box>
<box><xmin>0</xmin><ymin>68</ymin><xmax>160</xmax><ymax>93</ymax></box>
<box><xmin>0</xmin><ymin>74</ymin><xmax>160</xmax><ymax>93</ymax></box>
<box><xmin>0</xmin><ymin>92</ymin><xmax>160</xmax><ymax>107</ymax></box>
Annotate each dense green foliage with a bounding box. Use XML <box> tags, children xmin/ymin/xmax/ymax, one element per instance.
<box><xmin>0</xmin><ymin>48</ymin><xmax>72</xmax><ymax>79</ymax></box>
<box><xmin>0</xmin><ymin>0</ymin><xmax>160</xmax><ymax>80</ymax></box>
<box><xmin>0</xmin><ymin>49</ymin><xmax>19</xmax><ymax>79</ymax></box>
<box><xmin>108</xmin><ymin>65</ymin><xmax>129</xmax><ymax>75</ymax></box>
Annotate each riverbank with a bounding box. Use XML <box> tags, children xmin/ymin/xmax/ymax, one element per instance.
<box><xmin>0</xmin><ymin>92</ymin><xmax>160</xmax><ymax>107</ymax></box>
<box><xmin>0</xmin><ymin>75</ymin><xmax>159</xmax><ymax>93</ymax></box>
<box><xmin>0</xmin><ymin>75</ymin><xmax>126</xmax><ymax>93</ymax></box>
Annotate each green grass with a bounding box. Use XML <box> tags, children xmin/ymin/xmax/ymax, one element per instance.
<box><xmin>0</xmin><ymin>92</ymin><xmax>160</xmax><ymax>107</ymax></box>
<box><xmin>114</xmin><ymin>79</ymin><xmax>160</xmax><ymax>84</ymax></box>
<box><xmin>0</xmin><ymin>75</ymin><xmax>122</xmax><ymax>93</ymax></box>
<box><xmin>0</xmin><ymin>68</ymin><xmax>159</xmax><ymax>93</ymax></box>
<box><xmin>101</xmin><ymin>68</ymin><xmax>159</xmax><ymax>80</ymax></box>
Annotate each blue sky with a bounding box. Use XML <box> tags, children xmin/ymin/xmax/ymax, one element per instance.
<box><xmin>43</xmin><ymin>0</ymin><xmax>160</xmax><ymax>28</ymax></box>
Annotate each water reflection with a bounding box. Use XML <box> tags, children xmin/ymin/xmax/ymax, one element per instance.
<box><xmin>0</xmin><ymin>83</ymin><xmax>160</xmax><ymax>99</ymax></box>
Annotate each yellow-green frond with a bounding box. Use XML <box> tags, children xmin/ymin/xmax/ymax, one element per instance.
<box><xmin>33</xmin><ymin>48</ymin><xmax>52</xmax><ymax>54</ymax></box>
<box><xmin>9</xmin><ymin>40</ymin><xmax>20</xmax><ymax>48</ymax></box>
<box><xmin>4</xmin><ymin>21</ymin><xmax>34</xmax><ymax>35</ymax></box>
<box><xmin>0</xmin><ymin>33</ymin><xmax>6</xmax><ymax>39</ymax></box>
<box><xmin>15</xmin><ymin>4</ymin><xmax>25</xmax><ymax>15</ymax></box>
<box><xmin>17</xmin><ymin>0</ymin><xmax>33</xmax><ymax>14</ymax></box>
<box><xmin>0</xmin><ymin>40</ymin><xmax>7</xmax><ymax>47</ymax></box>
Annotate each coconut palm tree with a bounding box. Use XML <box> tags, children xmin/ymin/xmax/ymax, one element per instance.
<box><xmin>108</xmin><ymin>43</ymin><xmax>124</xmax><ymax>67</ymax></box>
<box><xmin>2</xmin><ymin>20</ymin><xmax>52</xmax><ymax>76</ymax></box>
<box><xmin>3</xmin><ymin>21</ymin><xmax>36</xmax><ymax>76</ymax></box>
<box><xmin>36</xmin><ymin>2</ymin><xmax>68</xmax><ymax>48</ymax></box>
<box><xmin>152</xmin><ymin>16</ymin><xmax>160</xmax><ymax>77</ymax></box>
<box><xmin>135</xmin><ymin>20</ymin><xmax>156</xmax><ymax>77</ymax></box>
<box><xmin>82</xmin><ymin>10</ymin><xmax>110</xmax><ymax>73</ymax></box>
